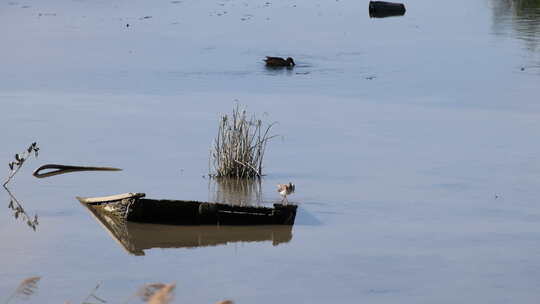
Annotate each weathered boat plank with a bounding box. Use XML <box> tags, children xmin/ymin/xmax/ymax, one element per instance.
<box><xmin>77</xmin><ymin>192</ymin><xmax>145</xmax><ymax>204</ymax></box>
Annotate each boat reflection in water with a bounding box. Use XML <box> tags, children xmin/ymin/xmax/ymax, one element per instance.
<box><xmin>81</xmin><ymin>201</ymin><xmax>293</xmax><ymax>256</ymax></box>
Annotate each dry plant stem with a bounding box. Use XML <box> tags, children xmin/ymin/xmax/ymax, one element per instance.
<box><xmin>3</xmin><ymin>163</ymin><xmax>23</xmax><ymax>187</ymax></box>
<box><xmin>3</xmin><ymin>142</ymin><xmax>39</xmax><ymax>187</ymax></box>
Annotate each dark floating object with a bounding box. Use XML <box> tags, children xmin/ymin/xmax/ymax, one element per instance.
<box><xmin>264</xmin><ymin>56</ymin><xmax>295</xmax><ymax>67</ymax></box>
<box><xmin>77</xmin><ymin>192</ymin><xmax>298</xmax><ymax>226</ymax></box>
<box><xmin>81</xmin><ymin>201</ymin><xmax>293</xmax><ymax>255</ymax></box>
<box><xmin>33</xmin><ymin>164</ymin><xmax>122</xmax><ymax>178</ymax></box>
<box><xmin>369</xmin><ymin>1</ymin><xmax>406</xmax><ymax>18</ymax></box>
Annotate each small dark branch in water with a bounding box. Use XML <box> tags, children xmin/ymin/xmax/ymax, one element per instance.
<box><xmin>3</xmin><ymin>142</ymin><xmax>39</xmax><ymax>187</ymax></box>
<box><xmin>81</xmin><ymin>283</ymin><xmax>107</xmax><ymax>304</ymax></box>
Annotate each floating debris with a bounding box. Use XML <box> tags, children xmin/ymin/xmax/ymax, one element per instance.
<box><xmin>369</xmin><ymin>1</ymin><xmax>406</xmax><ymax>18</ymax></box>
<box><xmin>33</xmin><ymin>164</ymin><xmax>121</xmax><ymax>178</ymax></box>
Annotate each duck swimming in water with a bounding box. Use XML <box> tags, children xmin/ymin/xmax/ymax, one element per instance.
<box><xmin>264</xmin><ymin>56</ymin><xmax>295</xmax><ymax>67</ymax></box>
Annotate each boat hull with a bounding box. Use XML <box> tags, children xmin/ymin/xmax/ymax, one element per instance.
<box><xmin>77</xmin><ymin>193</ymin><xmax>298</xmax><ymax>226</ymax></box>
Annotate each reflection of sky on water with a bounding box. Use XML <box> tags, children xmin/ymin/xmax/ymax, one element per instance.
<box><xmin>1</xmin><ymin>0</ymin><xmax>540</xmax><ymax>303</ymax></box>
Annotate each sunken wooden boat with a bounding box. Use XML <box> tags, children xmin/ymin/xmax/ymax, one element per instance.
<box><xmin>81</xmin><ymin>200</ymin><xmax>293</xmax><ymax>255</ymax></box>
<box><xmin>77</xmin><ymin>192</ymin><xmax>298</xmax><ymax>226</ymax></box>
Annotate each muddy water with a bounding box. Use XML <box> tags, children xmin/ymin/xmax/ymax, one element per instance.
<box><xmin>1</xmin><ymin>0</ymin><xmax>540</xmax><ymax>303</ymax></box>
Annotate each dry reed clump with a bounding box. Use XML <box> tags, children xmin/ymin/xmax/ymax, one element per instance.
<box><xmin>211</xmin><ymin>105</ymin><xmax>276</xmax><ymax>179</ymax></box>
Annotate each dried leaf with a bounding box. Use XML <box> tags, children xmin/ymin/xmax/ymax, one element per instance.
<box><xmin>14</xmin><ymin>276</ymin><xmax>41</xmax><ymax>299</ymax></box>
<box><xmin>15</xmin><ymin>154</ymin><xmax>20</xmax><ymax>161</ymax></box>
<box><xmin>216</xmin><ymin>301</ymin><xmax>234</xmax><ymax>304</ymax></box>
<box><xmin>136</xmin><ymin>283</ymin><xmax>167</xmax><ymax>302</ymax></box>
<box><xmin>148</xmin><ymin>283</ymin><xmax>175</xmax><ymax>304</ymax></box>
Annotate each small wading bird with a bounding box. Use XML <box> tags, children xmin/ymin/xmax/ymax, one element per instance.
<box><xmin>264</xmin><ymin>56</ymin><xmax>296</xmax><ymax>67</ymax></box>
<box><xmin>277</xmin><ymin>182</ymin><xmax>295</xmax><ymax>203</ymax></box>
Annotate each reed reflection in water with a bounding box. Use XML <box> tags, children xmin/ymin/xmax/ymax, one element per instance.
<box><xmin>491</xmin><ymin>0</ymin><xmax>540</xmax><ymax>51</ymax></box>
<box><xmin>208</xmin><ymin>177</ymin><xmax>263</xmax><ymax>206</ymax></box>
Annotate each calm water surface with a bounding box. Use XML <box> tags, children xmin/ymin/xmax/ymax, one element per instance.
<box><xmin>1</xmin><ymin>0</ymin><xmax>540</xmax><ymax>303</ymax></box>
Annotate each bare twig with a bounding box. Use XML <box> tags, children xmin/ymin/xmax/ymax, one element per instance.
<box><xmin>3</xmin><ymin>142</ymin><xmax>39</xmax><ymax>187</ymax></box>
<box><xmin>82</xmin><ymin>283</ymin><xmax>107</xmax><ymax>304</ymax></box>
